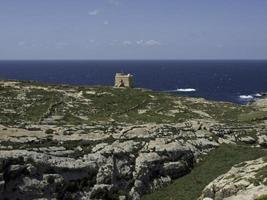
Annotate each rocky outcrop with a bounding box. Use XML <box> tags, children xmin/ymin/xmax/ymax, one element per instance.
<box><xmin>199</xmin><ymin>157</ymin><xmax>267</xmax><ymax>200</ymax></box>
<box><xmin>258</xmin><ymin>135</ymin><xmax>267</xmax><ymax>147</ymax></box>
<box><xmin>1</xmin><ymin>80</ymin><xmax>267</xmax><ymax>199</ymax></box>
<box><xmin>1</xmin><ymin>120</ymin><xmax>267</xmax><ymax>199</ymax></box>
<box><xmin>0</xmin><ymin>137</ymin><xmax>195</xmax><ymax>200</ymax></box>
<box><xmin>1</xmin><ymin>120</ymin><xmax>266</xmax><ymax>199</ymax></box>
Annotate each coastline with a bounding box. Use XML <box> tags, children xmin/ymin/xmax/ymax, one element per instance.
<box><xmin>0</xmin><ymin>79</ymin><xmax>267</xmax><ymax>199</ymax></box>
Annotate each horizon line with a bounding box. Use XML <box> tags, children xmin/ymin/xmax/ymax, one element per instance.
<box><xmin>1</xmin><ymin>59</ymin><xmax>267</xmax><ymax>61</ymax></box>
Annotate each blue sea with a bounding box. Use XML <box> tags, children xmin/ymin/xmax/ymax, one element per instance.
<box><xmin>0</xmin><ymin>60</ymin><xmax>267</xmax><ymax>104</ymax></box>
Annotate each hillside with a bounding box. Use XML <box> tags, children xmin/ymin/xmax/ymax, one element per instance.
<box><xmin>0</xmin><ymin>80</ymin><xmax>256</xmax><ymax>125</ymax></box>
<box><xmin>0</xmin><ymin>80</ymin><xmax>267</xmax><ymax>200</ymax></box>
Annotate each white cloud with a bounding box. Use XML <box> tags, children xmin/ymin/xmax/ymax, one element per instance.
<box><xmin>85</xmin><ymin>40</ymin><xmax>97</xmax><ymax>48</ymax></box>
<box><xmin>104</xmin><ymin>20</ymin><xmax>109</xmax><ymax>25</ymax></box>
<box><xmin>135</xmin><ymin>40</ymin><xmax>162</xmax><ymax>47</ymax></box>
<box><xmin>17</xmin><ymin>40</ymin><xmax>48</xmax><ymax>48</ymax></box>
<box><xmin>136</xmin><ymin>40</ymin><xmax>144</xmax><ymax>45</ymax></box>
<box><xmin>88</xmin><ymin>9</ymin><xmax>100</xmax><ymax>16</ymax></box>
<box><xmin>123</xmin><ymin>41</ymin><xmax>133</xmax><ymax>45</ymax></box>
<box><xmin>144</xmin><ymin>40</ymin><xmax>161</xmax><ymax>46</ymax></box>
<box><xmin>109</xmin><ymin>39</ymin><xmax>162</xmax><ymax>47</ymax></box>
<box><xmin>109</xmin><ymin>40</ymin><xmax>119</xmax><ymax>46</ymax></box>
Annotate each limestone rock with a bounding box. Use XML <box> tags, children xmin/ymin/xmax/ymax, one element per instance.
<box><xmin>163</xmin><ymin>161</ymin><xmax>188</xmax><ymax>179</ymax></box>
<box><xmin>258</xmin><ymin>135</ymin><xmax>267</xmax><ymax>147</ymax></box>
<box><xmin>239</xmin><ymin>136</ymin><xmax>256</xmax><ymax>144</ymax></box>
<box><xmin>199</xmin><ymin>157</ymin><xmax>267</xmax><ymax>200</ymax></box>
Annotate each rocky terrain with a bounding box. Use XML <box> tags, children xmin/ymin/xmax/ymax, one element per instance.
<box><xmin>0</xmin><ymin>80</ymin><xmax>267</xmax><ymax>200</ymax></box>
<box><xmin>199</xmin><ymin>157</ymin><xmax>267</xmax><ymax>200</ymax></box>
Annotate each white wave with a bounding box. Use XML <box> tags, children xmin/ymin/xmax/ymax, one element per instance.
<box><xmin>176</xmin><ymin>88</ymin><xmax>196</xmax><ymax>92</ymax></box>
<box><xmin>254</xmin><ymin>93</ymin><xmax>262</xmax><ymax>97</ymax></box>
<box><xmin>239</xmin><ymin>95</ymin><xmax>254</xmax><ymax>99</ymax></box>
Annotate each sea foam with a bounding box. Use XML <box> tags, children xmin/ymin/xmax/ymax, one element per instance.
<box><xmin>239</xmin><ymin>95</ymin><xmax>254</xmax><ymax>99</ymax></box>
<box><xmin>176</xmin><ymin>88</ymin><xmax>196</xmax><ymax>92</ymax></box>
<box><xmin>254</xmin><ymin>93</ymin><xmax>262</xmax><ymax>97</ymax></box>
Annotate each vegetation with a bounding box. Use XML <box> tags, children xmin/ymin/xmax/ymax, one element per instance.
<box><xmin>253</xmin><ymin>165</ymin><xmax>267</xmax><ymax>186</ymax></box>
<box><xmin>238</xmin><ymin>111</ymin><xmax>267</xmax><ymax>123</ymax></box>
<box><xmin>256</xmin><ymin>194</ymin><xmax>267</xmax><ymax>200</ymax></box>
<box><xmin>0</xmin><ymin>80</ymin><xmax>259</xmax><ymax>126</ymax></box>
<box><xmin>141</xmin><ymin>145</ymin><xmax>267</xmax><ymax>200</ymax></box>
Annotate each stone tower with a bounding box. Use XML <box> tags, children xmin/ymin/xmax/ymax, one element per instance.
<box><xmin>114</xmin><ymin>73</ymin><xmax>134</xmax><ymax>88</ymax></box>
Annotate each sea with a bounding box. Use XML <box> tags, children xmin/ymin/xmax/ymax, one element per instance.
<box><xmin>0</xmin><ymin>60</ymin><xmax>267</xmax><ymax>104</ymax></box>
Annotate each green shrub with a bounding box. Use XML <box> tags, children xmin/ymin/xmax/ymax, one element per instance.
<box><xmin>45</xmin><ymin>129</ymin><xmax>54</xmax><ymax>134</ymax></box>
<box><xmin>256</xmin><ymin>194</ymin><xmax>267</xmax><ymax>200</ymax></box>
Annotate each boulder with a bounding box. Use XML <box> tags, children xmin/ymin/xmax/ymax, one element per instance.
<box><xmin>163</xmin><ymin>161</ymin><xmax>188</xmax><ymax>179</ymax></box>
<box><xmin>239</xmin><ymin>136</ymin><xmax>256</xmax><ymax>144</ymax></box>
<box><xmin>258</xmin><ymin>135</ymin><xmax>267</xmax><ymax>147</ymax></box>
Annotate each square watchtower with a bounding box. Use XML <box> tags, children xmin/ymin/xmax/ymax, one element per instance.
<box><xmin>114</xmin><ymin>73</ymin><xmax>134</xmax><ymax>88</ymax></box>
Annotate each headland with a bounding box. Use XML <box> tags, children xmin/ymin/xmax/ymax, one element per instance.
<box><xmin>0</xmin><ymin>80</ymin><xmax>267</xmax><ymax>200</ymax></box>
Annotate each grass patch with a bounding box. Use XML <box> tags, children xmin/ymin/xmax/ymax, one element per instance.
<box><xmin>256</xmin><ymin>194</ymin><xmax>267</xmax><ymax>200</ymax></box>
<box><xmin>141</xmin><ymin>145</ymin><xmax>267</xmax><ymax>200</ymax></box>
<box><xmin>238</xmin><ymin>111</ymin><xmax>267</xmax><ymax>123</ymax></box>
<box><xmin>254</xmin><ymin>166</ymin><xmax>267</xmax><ymax>186</ymax></box>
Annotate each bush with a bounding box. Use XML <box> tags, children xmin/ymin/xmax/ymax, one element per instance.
<box><xmin>45</xmin><ymin>129</ymin><xmax>54</xmax><ymax>134</ymax></box>
<box><xmin>256</xmin><ymin>194</ymin><xmax>267</xmax><ymax>200</ymax></box>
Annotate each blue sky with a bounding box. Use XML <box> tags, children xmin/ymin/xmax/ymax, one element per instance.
<box><xmin>0</xmin><ymin>0</ymin><xmax>267</xmax><ymax>60</ymax></box>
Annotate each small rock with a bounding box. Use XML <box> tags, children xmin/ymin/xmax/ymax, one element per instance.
<box><xmin>76</xmin><ymin>146</ymin><xmax>83</xmax><ymax>152</ymax></box>
<box><xmin>258</xmin><ymin>135</ymin><xmax>267</xmax><ymax>147</ymax></box>
<box><xmin>239</xmin><ymin>136</ymin><xmax>256</xmax><ymax>144</ymax></box>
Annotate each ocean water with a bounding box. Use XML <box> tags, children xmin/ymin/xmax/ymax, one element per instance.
<box><xmin>0</xmin><ymin>60</ymin><xmax>267</xmax><ymax>104</ymax></box>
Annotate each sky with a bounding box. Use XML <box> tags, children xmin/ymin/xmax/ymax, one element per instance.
<box><xmin>0</xmin><ymin>0</ymin><xmax>267</xmax><ymax>60</ymax></box>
